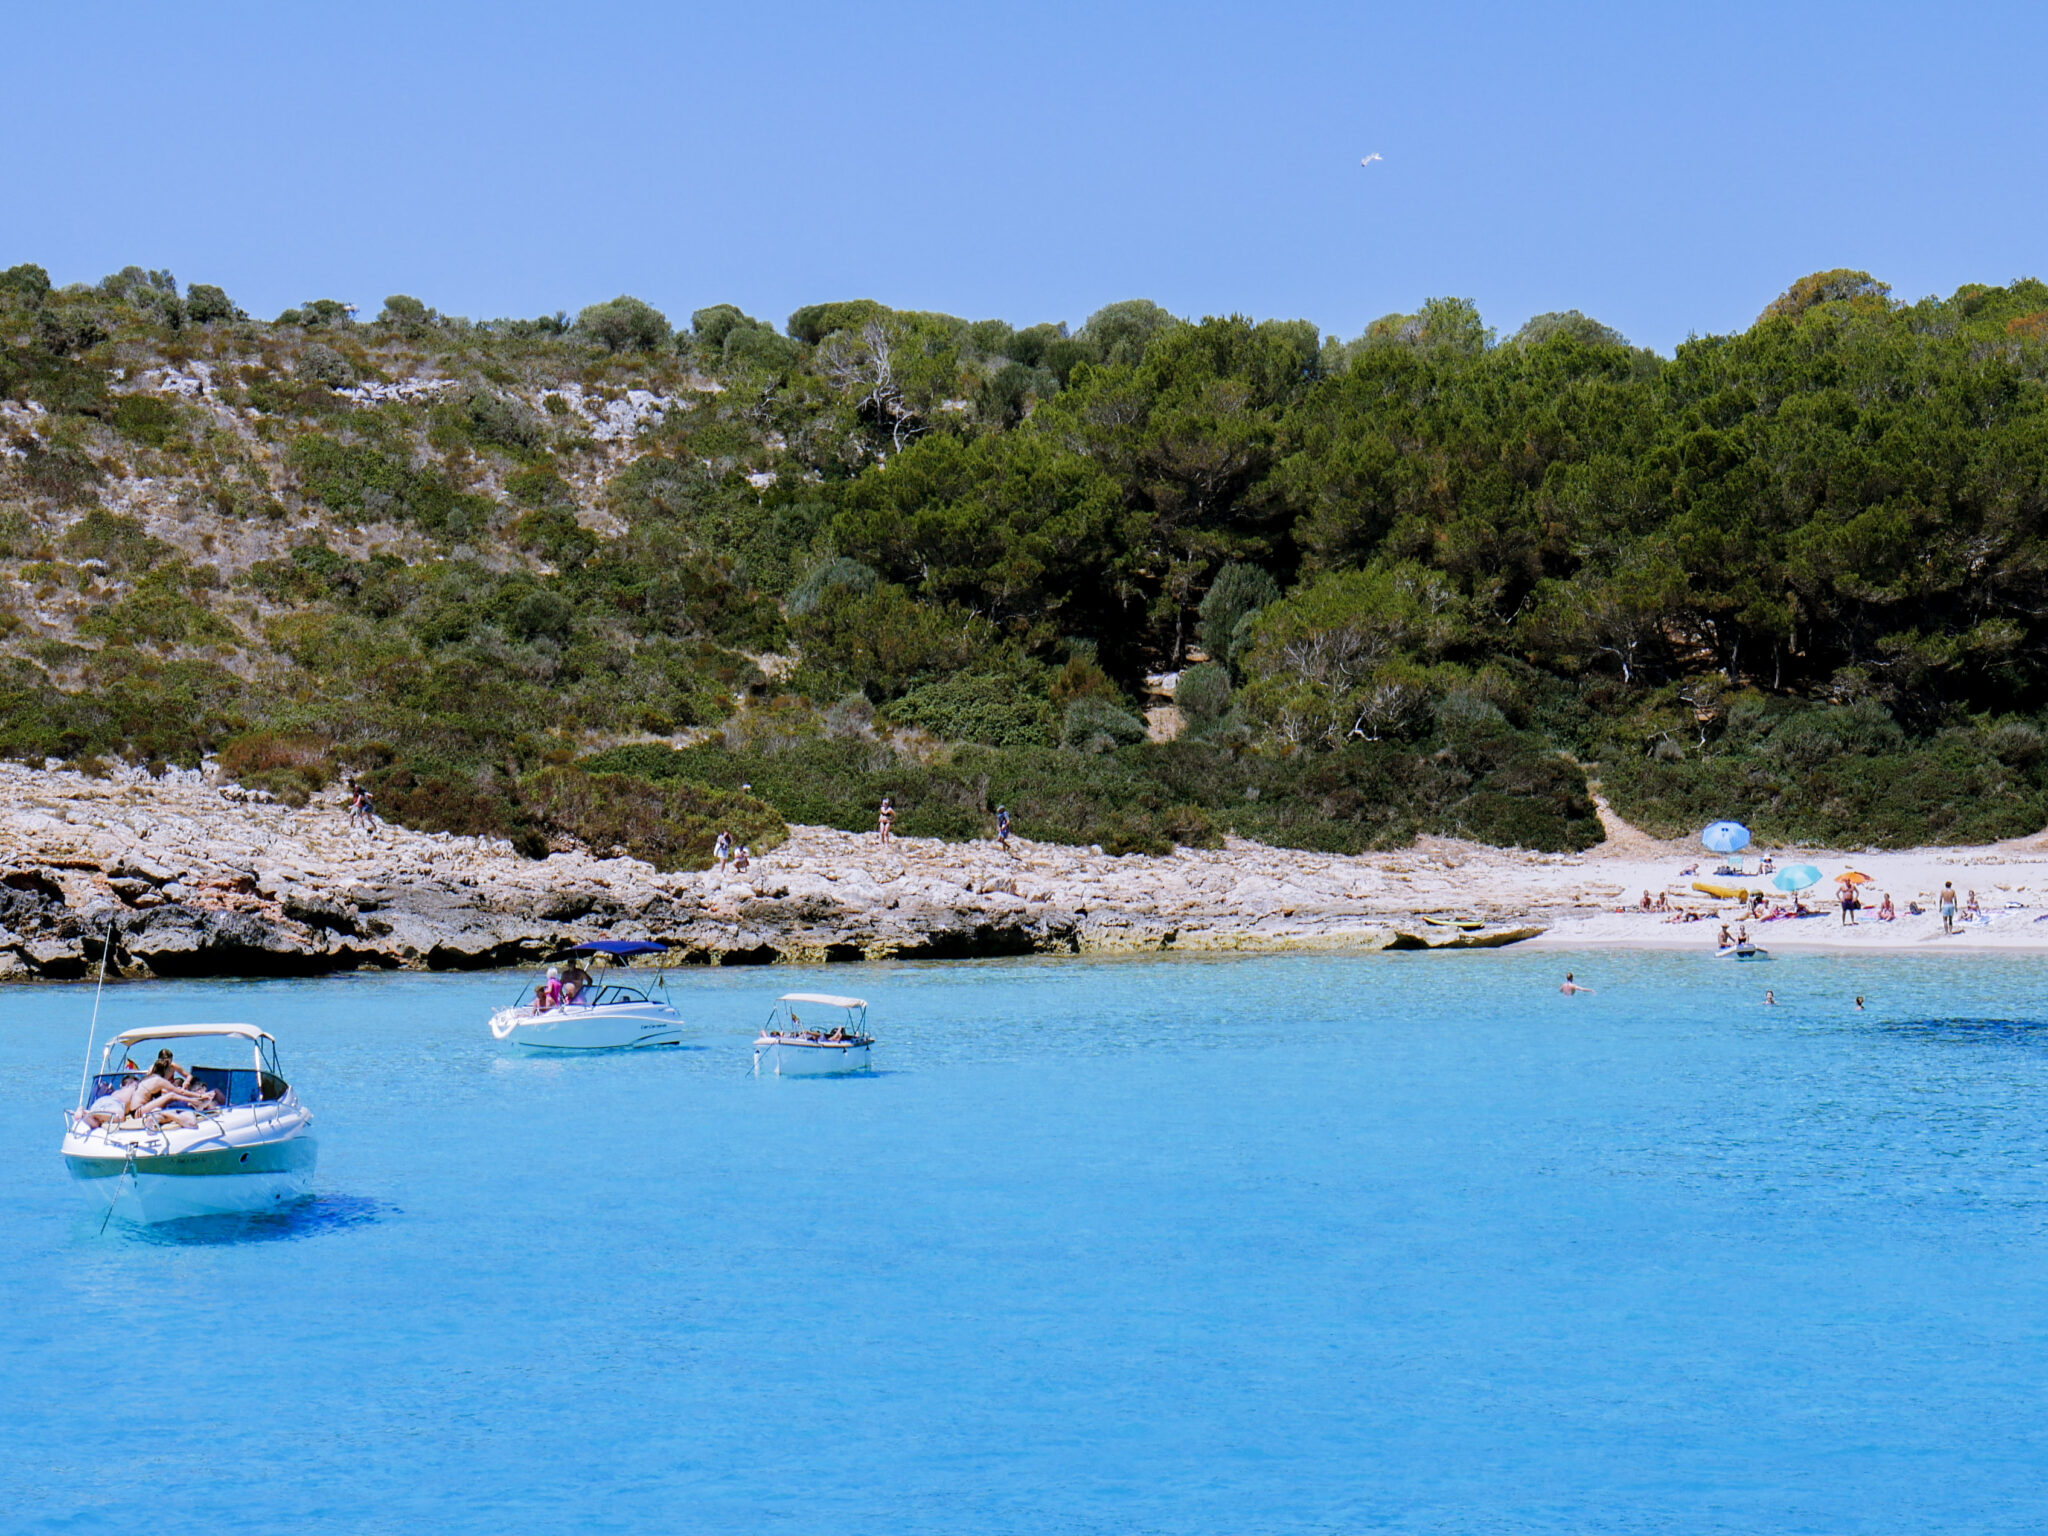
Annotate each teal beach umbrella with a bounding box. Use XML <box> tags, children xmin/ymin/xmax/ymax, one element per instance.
<box><xmin>1772</xmin><ymin>864</ymin><xmax>1823</xmax><ymax>892</ymax></box>
<box><xmin>1701</xmin><ymin>821</ymin><xmax>1751</xmax><ymax>854</ymax></box>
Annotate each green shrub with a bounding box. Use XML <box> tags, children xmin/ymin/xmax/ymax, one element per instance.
<box><xmin>110</xmin><ymin>394</ymin><xmax>185</xmax><ymax>447</ymax></box>
<box><xmin>578</xmin><ymin>296</ymin><xmax>670</xmax><ymax>354</ymax></box>
<box><xmin>1174</xmin><ymin>664</ymin><xmax>1233</xmax><ymax>736</ymax></box>
<box><xmin>889</xmin><ymin>671</ymin><xmax>1053</xmax><ymax>747</ymax></box>
<box><xmin>297</xmin><ymin>344</ymin><xmax>353</xmax><ymax>388</ymax></box>
<box><xmin>1062</xmin><ymin>695</ymin><xmax>1149</xmax><ymax>751</ymax></box>
<box><xmin>184</xmin><ymin>283</ymin><xmax>242</xmax><ymax>324</ymax></box>
<box><xmin>287</xmin><ymin>433</ymin><xmax>485</xmax><ymax>535</ymax></box>
<box><xmin>217</xmin><ymin>731</ymin><xmax>335</xmax><ymax>805</ymax></box>
<box><xmin>520</xmin><ymin>766</ymin><xmax>783</xmax><ymax>870</ymax></box>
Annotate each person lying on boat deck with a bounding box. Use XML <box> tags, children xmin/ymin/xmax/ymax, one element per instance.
<box><xmin>80</xmin><ymin>1073</ymin><xmax>144</xmax><ymax>1128</ymax></box>
<box><xmin>560</xmin><ymin>963</ymin><xmax>592</xmax><ymax>1004</ymax></box>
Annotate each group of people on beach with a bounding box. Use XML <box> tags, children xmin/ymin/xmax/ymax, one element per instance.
<box><xmin>78</xmin><ymin>1049</ymin><xmax>221</xmax><ymax>1130</ymax></box>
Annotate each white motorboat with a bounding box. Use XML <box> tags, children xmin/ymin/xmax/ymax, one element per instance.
<box><xmin>753</xmin><ymin>993</ymin><xmax>874</xmax><ymax>1076</ymax></box>
<box><xmin>61</xmin><ymin>1023</ymin><xmax>317</xmax><ymax>1224</ymax></box>
<box><xmin>1716</xmin><ymin>942</ymin><xmax>1770</xmax><ymax>959</ymax></box>
<box><xmin>489</xmin><ymin>940</ymin><xmax>685</xmax><ymax>1051</ymax></box>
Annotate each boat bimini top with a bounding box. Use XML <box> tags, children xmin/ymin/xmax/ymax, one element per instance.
<box><xmin>86</xmin><ymin>1023</ymin><xmax>289</xmax><ymax>1109</ymax></box>
<box><xmin>764</xmin><ymin>993</ymin><xmax>872</xmax><ymax>1043</ymax></box>
<box><xmin>110</xmin><ymin>1022</ymin><xmax>275</xmax><ymax>1045</ymax></box>
<box><xmin>551</xmin><ymin>940</ymin><xmax>669</xmax><ymax>962</ymax></box>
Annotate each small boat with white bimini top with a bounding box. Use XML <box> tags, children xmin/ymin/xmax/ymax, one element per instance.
<box><xmin>754</xmin><ymin>993</ymin><xmax>874</xmax><ymax>1076</ymax></box>
<box><xmin>61</xmin><ymin>1023</ymin><xmax>317</xmax><ymax>1224</ymax></box>
<box><xmin>489</xmin><ymin>940</ymin><xmax>686</xmax><ymax>1051</ymax></box>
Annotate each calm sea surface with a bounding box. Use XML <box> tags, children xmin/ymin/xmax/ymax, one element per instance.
<box><xmin>5</xmin><ymin>947</ymin><xmax>2048</xmax><ymax>1534</ymax></box>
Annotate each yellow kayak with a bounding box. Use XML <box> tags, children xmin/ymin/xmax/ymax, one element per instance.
<box><xmin>1691</xmin><ymin>881</ymin><xmax>1752</xmax><ymax>900</ymax></box>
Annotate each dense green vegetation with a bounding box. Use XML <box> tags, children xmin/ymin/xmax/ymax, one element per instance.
<box><xmin>5</xmin><ymin>260</ymin><xmax>2048</xmax><ymax>862</ymax></box>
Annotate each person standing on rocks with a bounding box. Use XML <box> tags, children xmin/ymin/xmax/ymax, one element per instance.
<box><xmin>995</xmin><ymin>804</ymin><xmax>1012</xmax><ymax>851</ymax></box>
<box><xmin>878</xmin><ymin>797</ymin><xmax>895</xmax><ymax>844</ymax></box>
<box><xmin>734</xmin><ymin>845</ymin><xmax>752</xmax><ymax>874</ymax></box>
<box><xmin>714</xmin><ymin>830</ymin><xmax>732</xmax><ymax>873</ymax></box>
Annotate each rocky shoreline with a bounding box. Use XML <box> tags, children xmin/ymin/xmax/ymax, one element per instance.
<box><xmin>0</xmin><ymin>763</ymin><xmax>1554</xmax><ymax>980</ymax></box>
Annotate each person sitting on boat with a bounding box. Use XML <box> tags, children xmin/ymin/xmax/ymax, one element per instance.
<box><xmin>533</xmin><ymin>967</ymin><xmax>563</xmax><ymax>1012</ymax></box>
<box><xmin>560</xmin><ymin>963</ymin><xmax>592</xmax><ymax>1005</ymax></box>
<box><xmin>827</xmin><ymin>1025</ymin><xmax>847</xmax><ymax>1042</ymax></box>
<box><xmin>1717</xmin><ymin>924</ymin><xmax>1734</xmax><ymax>948</ymax></box>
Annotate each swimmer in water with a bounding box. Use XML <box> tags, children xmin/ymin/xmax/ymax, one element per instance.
<box><xmin>1855</xmin><ymin>995</ymin><xmax>1865</xmax><ymax>1011</ymax></box>
<box><xmin>1764</xmin><ymin>990</ymin><xmax>1778</xmax><ymax>1006</ymax></box>
<box><xmin>1560</xmin><ymin>972</ymin><xmax>1593</xmax><ymax>995</ymax></box>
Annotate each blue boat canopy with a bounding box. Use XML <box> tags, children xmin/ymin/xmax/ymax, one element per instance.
<box><xmin>562</xmin><ymin>940</ymin><xmax>668</xmax><ymax>956</ymax></box>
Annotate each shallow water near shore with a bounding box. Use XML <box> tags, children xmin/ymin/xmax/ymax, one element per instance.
<box><xmin>6</xmin><ymin>948</ymin><xmax>2048</xmax><ymax>1533</ymax></box>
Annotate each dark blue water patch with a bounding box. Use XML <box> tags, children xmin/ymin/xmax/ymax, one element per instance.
<box><xmin>113</xmin><ymin>1193</ymin><xmax>397</xmax><ymax>1247</ymax></box>
<box><xmin>1871</xmin><ymin>1017</ymin><xmax>2048</xmax><ymax>1046</ymax></box>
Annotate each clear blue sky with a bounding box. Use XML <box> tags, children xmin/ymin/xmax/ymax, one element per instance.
<box><xmin>6</xmin><ymin>0</ymin><xmax>2044</xmax><ymax>354</ymax></box>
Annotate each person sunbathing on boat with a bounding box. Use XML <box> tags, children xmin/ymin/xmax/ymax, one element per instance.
<box><xmin>130</xmin><ymin>1059</ymin><xmax>217</xmax><ymax>1124</ymax></box>
<box><xmin>79</xmin><ymin>1073</ymin><xmax>145</xmax><ymax>1128</ymax></box>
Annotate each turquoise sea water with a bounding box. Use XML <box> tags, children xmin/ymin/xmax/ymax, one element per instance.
<box><xmin>5</xmin><ymin>947</ymin><xmax>2048</xmax><ymax>1533</ymax></box>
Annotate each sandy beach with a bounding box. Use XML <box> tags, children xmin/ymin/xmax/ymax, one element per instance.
<box><xmin>1517</xmin><ymin>797</ymin><xmax>2048</xmax><ymax>953</ymax></box>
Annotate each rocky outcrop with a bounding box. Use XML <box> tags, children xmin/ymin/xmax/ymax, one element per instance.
<box><xmin>0</xmin><ymin>762</ymin><xmax>1559</xmax><ymax>980</ymax></box>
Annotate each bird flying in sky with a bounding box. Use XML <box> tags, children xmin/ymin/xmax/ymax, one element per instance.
<box><xmin>1360</xmin><ymin>153</ymin><xmax>1382</xmax><ymax>167</ymax></box>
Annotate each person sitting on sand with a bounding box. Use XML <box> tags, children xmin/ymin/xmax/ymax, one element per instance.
<box><xmin>1640</xmin><ymin>890</ymin><xmax>1654</xmax><ymax>912</ymax></box>
<box><xmin>1654</xmin><ymin>891</ymin><xmax>1671</xmax><ymax>912</ymax></box>
<box><xmin>1679</xmin><ymin>863</ymin><xmax>1699</xmax><ymax>877</ymax></box>
<box><xmin>1965</xmin><ymin>889</ymin><xmax>1983</xmax><ymax>920</ymax></box>
<box><xmin>1560</xmin><ymin>973</ymin><xmax>1593</xmax><ymax>995</ymax></box>
<box><xmin>1877</xmin><ymin>892</ymin><xmax>1896</xmax><ymax>922</ymax></box>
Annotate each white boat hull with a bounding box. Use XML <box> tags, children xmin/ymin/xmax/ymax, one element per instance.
<box><xmin>490</xmin><ymin>1002</ymin><xmax>686</xmax><ymax>1051</ymax></box>
<box><xmin>63</xmin><ymin>1105</ymin><xmax>317</xmax><ymax>1224</ymax></box>
<box><xmin>753</xmin><ymin>1037</ymin><xmax>872</xmax><ymax>1076</ymax></box>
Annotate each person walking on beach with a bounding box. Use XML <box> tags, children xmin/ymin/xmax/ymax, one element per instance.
<box><xmin>1560</xmin><ymin>972</ymin><xmax>1593</xmax><ymax>995</ymax></box>
<box><xmin>1940</xmin><ymin>881</ymin><xmax>1958</xmax><ymax>935</ymax></box>
<box><xmin>995</xmin><ymin>805</ymin><xmax>1012</xmax><ymax>852</ymax></box>
<box><xmin>877</xmin><ymin>796</ymin><xmax>895</xmax><ymax>844</ymax></box>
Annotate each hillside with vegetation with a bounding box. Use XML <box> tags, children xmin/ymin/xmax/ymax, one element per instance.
<box><xmin>4</xmin><ymin>261</ymin><xmax>2048</xmax><ymax>866</ymax></box>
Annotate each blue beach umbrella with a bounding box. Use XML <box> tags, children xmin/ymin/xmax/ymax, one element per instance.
<box><xmin>1700</xmin><ymin>821</ymin><xmax>1751</xmax><ymax>854</ymax></box>
<box><xmin>1772</xmin><ymin>864</ymin><xmax>1823</xmax><ymax>892</ymax></box>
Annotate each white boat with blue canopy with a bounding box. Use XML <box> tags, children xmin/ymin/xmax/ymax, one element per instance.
<box><xmin>753</xmin><ymin>993</ymin><xmax>874</xmax><ymax>1076</ymax></box>
<box><xmin>61</xmin><ymin>1023</ymin><xmax>316</xmax><ymax>1224</ymax></box>
<box><xmin>489</xmin><ymin>940</ymin><xmax>686</xmax><ymax>1051</ymax></box>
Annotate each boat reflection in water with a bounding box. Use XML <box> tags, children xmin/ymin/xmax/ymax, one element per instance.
<box><xmin>753</xmin><ymin>993</ymin><xmax>874</xmax><ymax>1076</ymax></box>
<box><xmin>61</xmin><ymin>1023</ymin><xmax>317</xmax><ymax>1225</ymax></box>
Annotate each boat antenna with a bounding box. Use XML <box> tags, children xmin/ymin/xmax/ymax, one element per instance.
<box><xmin>77</xmin><ymin>907</ymin><xmax>116</xmax><ymax>1110</ymax></box>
